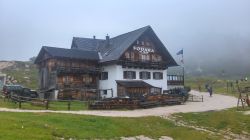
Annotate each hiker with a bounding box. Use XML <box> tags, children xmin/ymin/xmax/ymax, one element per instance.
<box><xmin>208</xmin><ymin>86</ymin><xmax>213</xmax><ymax>97</ymax></box>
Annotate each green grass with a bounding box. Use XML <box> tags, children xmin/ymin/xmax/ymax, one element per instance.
<box><xmin>0</xmin><ymin>98</ymin><xmax>88</xmax><ymax>111</ymax></box>
<box><xmin>0</xmin><ymin>112</ymin><xmax>220</xmax><ymax>140</ymax></box>
<box><xmin>173</xmin><ymin>108</ymin><xmax>250</xmax><ymax>135</ymax></box>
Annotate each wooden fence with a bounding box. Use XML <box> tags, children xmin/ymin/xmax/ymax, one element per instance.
<box><xmin>0</xmin><ymin>94</ymin><xmax>90</xmax><ymax>110</ymax></box>
<box><xmin>187</xmin><ymin>94</ymin><xmax>203</xmax><ymax>102</ymax></box>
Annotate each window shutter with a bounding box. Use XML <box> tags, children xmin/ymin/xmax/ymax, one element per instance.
<box><xmin>105</xmin><ymin>72</ymin><xmax>108</xmax><ymax>80</ymax></box>
<box><xmin>147</xmin><ymin>72</ymin><xmax>151</xmax><ymax>79</ymax></box>
<box><xmin>139</xmin><ymin>72</ymin><xmax>142</xmax><ymax>79</ymax></box>
<box><xmin>123</xmin><ymin>71</ymin><xmax>127</xmax><ymax>79</ymax></box>
<box><xmin>133</xmin><ymin>72</ymin><xmax>136</xmax><ymax>79</ymax></box>
<box><xmin>99</xmin><ymin>73</ymin><xmax>102</xmax><ymax>79</ymax></box>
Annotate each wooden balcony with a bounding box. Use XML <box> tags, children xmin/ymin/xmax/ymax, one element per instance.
<box><xmin>55</xmin><ymin>66</ymin><xmax>100</xmax><ymax>75</ymax></box>
<box><xmin>117</xmin><ymin>60</ymin><xmax>167</xmax><ymax>69</ymax></box>
<box><xmin>57</xmin><ymin>83</ymin><xmax>98</xmax><ymax>90</ymax></box>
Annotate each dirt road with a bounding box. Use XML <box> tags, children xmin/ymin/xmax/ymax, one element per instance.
<box><xmin>0</xmin><ymin>90</ymin><xmax>237</xmax><ymax>117</ymax></box>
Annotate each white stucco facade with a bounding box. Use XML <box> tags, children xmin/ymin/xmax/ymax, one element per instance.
<box><xmin>99</xmin><ymin>64</ymin><xmax>168</xmax><ymax>98</ymax></box>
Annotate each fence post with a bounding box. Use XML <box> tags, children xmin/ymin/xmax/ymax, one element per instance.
<box><xmin>68</xmin><ymin>100</ymin><xmax>71</xmax><ymax>111</ymax></box>
<box><xmin>18</xmin><ymin>96</ymin><xmax>21</xmax><ymax>109</ymax></box>
<box><xmin>45</xmin><ymin>99</ymin><xmax>49</xmax><ymax>110</ymax></box>
<box><xmin>111</xmin><ymin>88</ymin><xmax>113</xmax><ymax>98</ymax></box>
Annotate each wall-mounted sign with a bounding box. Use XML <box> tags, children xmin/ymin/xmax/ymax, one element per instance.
<box><xmin>133</xmin><ymin>46</ymin><xmax>154</xmax><ymax>54</ymax></box>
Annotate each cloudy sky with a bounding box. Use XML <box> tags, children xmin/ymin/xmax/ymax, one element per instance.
<box><xmin>0</xmin><ymin>0</ymin><xmax>249</xmax><ymax>71</ymax></box>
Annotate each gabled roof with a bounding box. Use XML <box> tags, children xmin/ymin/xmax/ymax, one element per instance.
<box><xmin>34</xmin><ymin>46</ymin><xmax>99</xmax><ymax>64</ymax></box>
<box><xmin>71</xmin><ymin>26</ymin><xmax>177</xmax><ymax>67</ymax></box>
<box><xmin>36</xmin><ymin>26</ymin><xmax>177</xmax><ymax>67</ymax></box>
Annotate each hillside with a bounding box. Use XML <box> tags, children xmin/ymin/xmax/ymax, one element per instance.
<box><xmin>0</xmin><ymin>61</ymin><xmax>38</xmax><ymax>89</ymax></box>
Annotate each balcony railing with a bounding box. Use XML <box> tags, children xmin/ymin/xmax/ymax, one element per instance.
<box><xmin>54</xmin><ymin>66</ymin><xmax>100</xmax><ymax>75</ymax></box>
<box><xmin>57</xmin><ymin>83</ymin><xmax>98</xmax><ymax>89</ymax></box>
<box><xmin>117</xmin><ymin>60</ymin><xmax>167</xmax><ymax>69</ymax></box>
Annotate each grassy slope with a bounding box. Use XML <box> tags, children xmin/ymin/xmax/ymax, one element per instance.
<box><xmin>2</xmin><ymin>61</ymin><xmax>38</xmax><ymax>89</ymax></box>
<box><xmin>0</xmin><ymin>112</ymin><xmax>219</xmax><ymax>140</ymax></box>
<box><xmin>185</xmin><ymin>76</ymin><xmax>250</xmax><ymax>97</ymax></box>
<box><xmin>174</xmin><ymin>108</ymin><xmax>250</xmax><ymax>136</ymax></box>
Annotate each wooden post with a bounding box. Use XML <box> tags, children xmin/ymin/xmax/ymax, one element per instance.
<box><xmin>19</xmin><ymin>101</ymin><xmax>21</xmax><ymax>109</ymax></box>
<box><xmin>97</xmin><ymin>89</ymin><xmax>100</xmax><ymax>100</ymax></box>
<box><xmin>18</xmin><ymin>96</ymin><xmax>21</xmax><ymax>109</ymax></box>
<box><xmin>45</xmin><ymin>99</ymin><xmax>49</xmax><ymax>110</ymax></box>
<box><xmin>87</xmin><ymin>100</ymin><xmax>90</xmax><ymax>110</ymax></box>
<box><xmin>227</xmin><ymin>82</ymin><xmax>228</xmax><ymax>93</ymax></box>
<box><xmin>68</xmin><ymin>100</ymin><xmax>71</xmax><ymax>111</ymax></box>
<box><xmin>111</xmin><ymin>88</ymin><xmax>113</xmax><ymax>97</ymax></box>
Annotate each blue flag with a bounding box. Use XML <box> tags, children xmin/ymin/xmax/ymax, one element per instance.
<box><xmin>176</xmin><ymin>49</ymin><xmax>183</xmax><ymax>55</ymax></box>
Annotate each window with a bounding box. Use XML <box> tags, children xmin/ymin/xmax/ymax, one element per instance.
<box><xmin>83</xmin><ymin>75</ymin><xmax>92</xmax><ymax>84</ymax></box>
<box><xmin>139</xmin><ymin>54</ymin><xmax>150</xmax><ymax>61</ymax></box>
<box><xmin>125</xmin><ymin>52</ymin><xmax>130</xmax><ymax>59</ymax></box>
<box><xmin>123</xmin><ymin>71</ymin><xmax>136</xmax><ymax>79</ymax></box>
<box><xmin>130</xmin><ymin>52</ymin><xmax>135</xmax><ymax>60</ymax></box>
<box><xmin>141</xmin><ymin>41</ymin><xmax>145</xmax><ymax>45</ymax></box>
<box><xmin>153</xmin><ymin>72</ymin><xmax>163</xmax><ymax>80</ymax></box>
<box><xmin>151</xmin><ymin>87</ymin><xmax>162</xmax><ymax>94</ymax></box>
<box><xmin>100</xmin><ymin>72</ymin><xmax>108</xmax><ymax>80</ymax></box>
<box><xmin>73</xmin><ymin>76</ymin><xmax>82</xmax><ymax>82</ymax></box>
<box><xmin>152</xmin><ymin>54</ymin><xmax>162</xmax><ymax>62</ymax></box>
<box><xmin>63</xmin><ymin>76</ymin><xmax>72</xmax><ymax>84</ymax></box>
<box><xmin>103</xmin><ymin>90</ymin><xmax>107</xmax><ymax>95</ymax></box>
<box><xmin>139</xmin><ymin>71</ymin><xmax>151</xmax><ymax>79</ymax></box>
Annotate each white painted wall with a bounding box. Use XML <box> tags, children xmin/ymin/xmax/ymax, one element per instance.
<box><xmin>99</xmin><ymin>64</ymin><xmax>168</xmax><ymax>98</ymax></box>
<box><xmin>99</xmin><ymin>65</ymin><xmax>119</xmax><ymax>98</ymax></box>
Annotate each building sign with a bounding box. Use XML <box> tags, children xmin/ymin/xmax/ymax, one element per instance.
<box><xmin>133</xmin><ymin>46</ymin><xmax>154</xmax><ymax>54</ymax></box>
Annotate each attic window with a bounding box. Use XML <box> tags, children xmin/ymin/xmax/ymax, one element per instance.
<box><xmin>125</xmin><ymin>52</ymin><xmax>130</xmax><ymax>59</ymax></box>
<box><xmin>141</xmin><ymin>41</ymin><xmax>145</xmax><ymax>45</ymax></box>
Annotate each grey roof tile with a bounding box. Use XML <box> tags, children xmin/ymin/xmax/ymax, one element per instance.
<box><xmin>43</xmin><ymin>46</ymin><xmax>99</xmax><ymax>60</ymax></box>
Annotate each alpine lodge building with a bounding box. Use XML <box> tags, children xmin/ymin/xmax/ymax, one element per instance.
<box><xmin>35</xmin><ymin>26</ymin><xmax>183</xmax><ymax>100</ymax></box>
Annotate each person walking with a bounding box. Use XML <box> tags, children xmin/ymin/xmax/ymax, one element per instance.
<box><xmin>208</xmin><ymin>86</ymin><xmax>213</xmax><ymax>97</ymax></box>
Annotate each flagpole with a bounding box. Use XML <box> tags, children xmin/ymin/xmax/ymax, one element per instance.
<box><xmin>182</xmin><ymin>48</ymin><xmax>185</xmax><ymax>86</ymax></box>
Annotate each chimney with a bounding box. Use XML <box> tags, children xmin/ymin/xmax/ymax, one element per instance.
<box><xmin>106</xmin><ymin>34</ymin><xmax>110</xmax><ymax>45</ymax></box>
<box><xmin>93</xmin><ymin>35</ymin><xmax>96</xmax><ymax>39</ymax></box>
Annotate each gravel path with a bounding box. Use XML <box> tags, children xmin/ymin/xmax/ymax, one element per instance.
<box><xmin>0</xmin><ymin>90</ymin><xmax>237</xmax><ymax>117</ymax></box>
